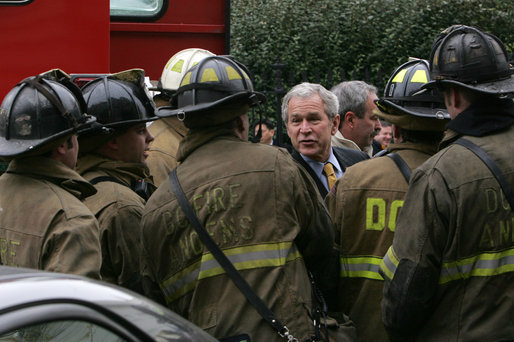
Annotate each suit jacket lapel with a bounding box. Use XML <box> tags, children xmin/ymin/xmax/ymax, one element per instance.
<box><xmin>291</xmin><ymin>149</ymin><xmax>328</xmax><ymax>198</ymax></box>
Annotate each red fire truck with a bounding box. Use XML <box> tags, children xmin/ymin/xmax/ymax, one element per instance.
<box><xmin>0</xmin><ymin>0</ymin><xmax>229</xmax><ymax>99</ymax></box>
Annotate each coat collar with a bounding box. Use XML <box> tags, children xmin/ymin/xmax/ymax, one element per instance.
<box><xmin>77</xmin><ymin>153</ymin><xmax>152</xmax><ymax>186</ymax></box>
<box><xmin>7</xmin><ymin>156</ymin><xmax>97</xmax><ymax>200</ymax></box>
<box><xmin>446</xmin><ymin>97</ymin><xmax>514</xmax><ymax>137</ymax></box>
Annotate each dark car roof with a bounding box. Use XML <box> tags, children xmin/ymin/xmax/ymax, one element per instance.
<box><xmin>0</xmin><ymin>266</ymin><xmax>217</xmax><ymax>342</ymax></box>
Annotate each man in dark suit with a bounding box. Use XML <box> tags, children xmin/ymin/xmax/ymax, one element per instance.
<box><xmin>253</xmin><ymin>118</ymin><xmax>294</xmax><ymax>152</ymax></box>
<box><xmin>282</xmin><ymin>82</ymin><xmax>368</xmax><ymax>198</ymax></box>
<box><xmin>253</xmin><ymin>118</ymin><xmax>276</xmax><ymax>145</ymax></box>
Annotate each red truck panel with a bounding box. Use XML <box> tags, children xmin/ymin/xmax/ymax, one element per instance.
<box><xmin>1</xmin><ymin>0</ymin><xmax>228</xmax><ymax>101</ymax></box>
<box><xmin>110</xmin><ymin>0</ymin><xmax>228</xmax><ymax>81</ymax></box>
<box><xmin>0</xmin><ymin>0</ymin><xmax>110</xmax><ymax>100</ymax></box>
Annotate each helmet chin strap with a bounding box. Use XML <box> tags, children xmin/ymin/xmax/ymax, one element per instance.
<box><xmin>23</xmin><ymin>78</ymin><xmax>79</xmax><ymax>129</ymax></box>
<box><xmin>250</xmin><ymin>101</ymin><xmax>264</xmax><ymax>143</ymax></box>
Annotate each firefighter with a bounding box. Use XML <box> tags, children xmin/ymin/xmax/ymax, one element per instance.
<box><xmin>0</xmin><ymin>70</ymin><xmax>102</xmax><ymax>278</ymax></box>
<box><xmin>147</xmin><ymin>48</ymin><xmax>215</xmax><ymax>185</ymax></box>
<box><xmin>325</xmin><ymin>58</ymin><xmax>450</xmax><ymax>341</ymax></box>
<box><xmin>140</xmin><ymin>56</ymin><xmax>345</xmax><ymax>341</ymax></box>
<box><xmin>77</xmin><ymin>69</ymin><xmax>157</xmax><ymax>292</ymax></box>
<box><xmin>379</xmin><ymin>25</ymin><xmax>514</xmax><ymax>341</ymax></box>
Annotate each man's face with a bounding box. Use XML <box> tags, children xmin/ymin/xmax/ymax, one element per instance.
<box><xmin>286</xmin><ymin>94</ymin><xmax>339</xmax><ymax>162</ymax></box>
<box><xmin>115</xmin><ymin>123</ymin><xmax>154</xmax><ymax>164</ymax></box>
<box><xmin>254</xmin><ymin>123</ymin><xmax>275</xmax><ymax>144</ymax></box>
<box><xmin>374</xmin><ymin>125</ymin><xmax>392</xmax><ymax>146</ymax></box>
<box><xmin>352</xmin><ymin>93</ymin><xmax>382</xmax><ymax>150</ymax></box>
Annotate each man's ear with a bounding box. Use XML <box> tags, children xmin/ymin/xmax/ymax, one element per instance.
<box><xmin>344</xmin><ymin>111</ymin><xmax>356</xmax><ymax>127</ymax></box>
<box><xmin>54</xmin><ymin>141</ymin><xmax>68</xmax><ymax>157</ymax></box>
<box><xmin>451</xmin><ymin>87</ymin><xmax>464</xmax><ymax>109</ymax></box>
<box><xmin>392</xmin><ymin>124</ymin><xmax>402</xmax><ymax>141</ymax></box>
<box><xmin>331</xmin><ymin>114</ymin><xmax>341</xmax><ymax>135</ymax></box>
<box><xmin>52</xmin><ymin>135</ymin><xmax>74</xmax><ymax>157</ymax></box>
<box><xmin>235</xmin><ymin>115</ymin><xmax>245</xmax><ymax>132</ymax></box>
<box><xmin>105</xmin><ymin>136</ymin><xmax>120</xmax><ymax>151</ymax></box>
<box><xmin>445</xmin><ymin>86</ymin><xmax>465</xmax><ymax>108</ymax></box>
<box><xmin>233</xmin><ymin>114</ymin><xmax>250</xmax><ymax>140</ymax></box>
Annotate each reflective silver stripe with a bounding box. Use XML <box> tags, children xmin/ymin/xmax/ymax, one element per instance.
<box><xmin>379</xmin><ymin>247</ymin><xmax>399</xmax><ymax>281</ymax></box>
<box><xmin>439</xmin><ymin>248</ymin><xmax>514</xmax><ymax>284</ymax></box>
<box><xmin>161</xmin><ymin>263</ymin><xmax>201</xmax><ymax>303</ymax></box>
<box><xmin>341</xmin><ymin>256</ymin><xmax>384</xmax><ymax>280</ymax></box>
<box><xmin>160</xmin><ymin>242</ymin><xmax>301</xmax><ymax>303</ymax></box>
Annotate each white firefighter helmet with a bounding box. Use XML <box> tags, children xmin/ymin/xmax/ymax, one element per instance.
<box><xmin>157</xmin><ymin>48</ymin><xmax>215</xmax><ymax>99</ymax></box>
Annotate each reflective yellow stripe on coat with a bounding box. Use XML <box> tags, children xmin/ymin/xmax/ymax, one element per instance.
<box><xmin>160</xmin><ymin>241</ymin><xmax>302</xmax><ymax>303</ymax></box>
<box><xmin>341</xmin><ymin>255</ymin><xmax>384</xmax><ymax>280</ymax></box>
<box><xmin>379</xmin><ymin>246</ymin><xmax>514</xmax><ymax>284</ymax></box>
<box><xmin>439</xmin><ymin>248</ymin><xmax>514</xmax><ymax>284</ymax></box>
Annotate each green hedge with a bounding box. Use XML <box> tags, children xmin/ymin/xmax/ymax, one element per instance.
<box><xmin>231</xmin><ymin>0</ymin><xmax>513</xmax><ymax>94</ymax></box>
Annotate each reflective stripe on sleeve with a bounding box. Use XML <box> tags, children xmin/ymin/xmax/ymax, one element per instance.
<box><xmin>439</xmin><ymin>248</ymin><xmax>514</xmax><ymax>284</ymax></box>
<box><xmin>341</xmin><ymin>255</ymin><xmax>384</xmax><ymax>280</ymax></box>
<box><xmin>160</xmin><ymin>241</ymin><xmax>302</xmax><ymax>303</ymax></box>
<box><xmin>379</xmin><ymin>247</ymin><xmax>400</xmax><ymax>281</ymax></box>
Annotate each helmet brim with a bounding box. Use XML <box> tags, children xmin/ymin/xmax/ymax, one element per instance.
<box><xmin>0</xmin><ymin>115</ymin><xmax>96</xmax><ymax>158</ymax></box>
<box><xmin>156</xmin><ymin>91</ymin><xmax>266</xmax><ymax>118</ymax></box>
<box><xmin>376</xmin><ymin>99</ymin><xmax>450</xmax><ymax>131</ymax></box>
<box><xmin>421</xmin><ymin>74</ymin><xmax>514</xmax><ymax>96</ymax></box>
<box><xmin>77</xmin><ymin>117</ymin><xmax>158</xmax><ymax>153</ymax></box>
<box><xmin>79</xmin><ymin>116</ymin><xmax>159</xmax><ymax>135</ymax></box>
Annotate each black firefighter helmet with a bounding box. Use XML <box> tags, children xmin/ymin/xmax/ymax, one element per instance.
<box><xmin>0</xmin><ymin>70</ymin><xmax>96</xmax><ymax>158</ymax></box>
<box><xmin>80</xmin><ymin>68</ymin><xmax>157</xmax><ymax>134</ymax></box>
<box><xmin>376</xmin><ymin>58</ymin><xmax>450</xmax><ymax>131</ymax></box>
<box><xmin>425</xmin><ymin>25</ymin><xmax>514</xmax><ymax>96</ymax></box>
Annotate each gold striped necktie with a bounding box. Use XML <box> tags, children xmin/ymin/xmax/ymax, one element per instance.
<box><xmin>323</xmin><ymin>162</ymin><xmax>337</xmax><ymax>191</ymax></box>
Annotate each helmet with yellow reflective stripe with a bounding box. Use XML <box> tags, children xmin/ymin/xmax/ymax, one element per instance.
<box><xmin>375</xmin><ymin>59</ymin><xmax>450</xmax><ymax>131</ymax></box>
<box><xmin>154</xmin><ymin>48</ymin><xmax>215</xmax><ymax>101</ymax></box>
<box><xmin>157</xmin><ymin>55</ymin><xmax>265</xmax><ymax>119</ymax></box>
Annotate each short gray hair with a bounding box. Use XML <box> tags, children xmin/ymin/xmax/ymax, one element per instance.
<box><xmin>281</xmin><ymin>82</ymin><xmax>339</xmax><ymax>123</ymax></box>
<box><xmin>331</xmin><ymin>80</ymin><xmax>377</xmax><ymax>119</ymax></box>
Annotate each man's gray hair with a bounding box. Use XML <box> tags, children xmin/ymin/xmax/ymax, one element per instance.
<box><xmin>281</xmin><ymin>82</ymin><xmax>339</xmax><ymax>123</ymax></box>
<box><xmin>331</xmin><ymin>80</ymin><xmax>377</xmax><ymax>119</ymax></box>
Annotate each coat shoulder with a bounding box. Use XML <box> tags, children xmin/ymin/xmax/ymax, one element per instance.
<box><xmin>333</xmin><ymin>146</ymin><xmax>369</xmax><ymax>168</ymax></box>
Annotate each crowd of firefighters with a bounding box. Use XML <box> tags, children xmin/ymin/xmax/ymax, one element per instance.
<box><xmin>0</xmin><ymin>24</ymin><xmax>512</xmax><ymax>341</ymax></box>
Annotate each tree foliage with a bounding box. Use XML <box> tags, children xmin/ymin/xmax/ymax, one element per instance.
<box><xmin>231</xmin><ymin>0</ymin><xmax>514</xmax><ymax>94</ymax></box>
